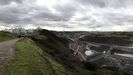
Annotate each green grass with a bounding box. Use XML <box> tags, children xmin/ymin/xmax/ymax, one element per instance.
<box><xmin>6</xmin><ymin>38</ymin><xmax>71</xmax><ymax>75</ymax></box>
<box><xmin>0</xmin><ymin>31</ymin><xmax>16</xmax><ymax>42</ymax></box>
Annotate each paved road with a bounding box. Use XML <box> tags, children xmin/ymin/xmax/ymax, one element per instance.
<box><xmin>0</xmin><ymin>39</ymin><xmax>18</xmax><ymax>75</ymax></box>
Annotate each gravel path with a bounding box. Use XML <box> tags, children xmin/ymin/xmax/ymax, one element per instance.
<box><xmin>0</xmin><ymin>39</ymin><xmax>18</xmax><ymax>75</ymax></box>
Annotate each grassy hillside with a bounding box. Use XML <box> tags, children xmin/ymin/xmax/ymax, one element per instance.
<box><xmin>7</xmin><ymin>38</ymin><xmax>64</xmax><ymax>75</ymax></box>
<box><xmin>0</xmin><ymin>31</ymin><xmax>16</xmax><ymax>42</ymax></box>
<box><xmin>6</xmin><ymin>30</ymin><xmax>128</xmax><ymax>75</ymax></box>
<box><xmin>6</xmin><ymin>38</ymin><xmax>91</xmax><ymax>75</ymax></box>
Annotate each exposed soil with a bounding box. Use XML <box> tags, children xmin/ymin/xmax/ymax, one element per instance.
<box><xmin>0</xmin><ymin>39</ymin><xmax>18</xmax><ymax>75</ymax></box>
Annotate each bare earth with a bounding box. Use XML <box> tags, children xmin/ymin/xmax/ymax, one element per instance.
<box><xmin>0</xmin><ymin>39</ymin><xmax>18</xmax><ymax>75</ymax></box>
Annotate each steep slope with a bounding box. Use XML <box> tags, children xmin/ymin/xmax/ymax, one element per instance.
<box><xmin>30</xmin><ymin>30</ymin><xmax>93</xmax><ymax>75</ymax></box>
<box><xmin>30</xmin><ymin>30</ymin><xmax>125</xmax><ymax>75</ymax></box>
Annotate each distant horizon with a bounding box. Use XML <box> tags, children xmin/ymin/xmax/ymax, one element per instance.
<box><xmin>0</xmin><ymin>25</ymin><xmax>133</xmax><ymax>32</ymax></box>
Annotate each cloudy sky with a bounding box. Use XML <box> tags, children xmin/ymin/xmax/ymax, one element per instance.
<box><xmin>0</xmin><ymin>0</ymin><xmax>133</xmax><ymax>31</ymax></box>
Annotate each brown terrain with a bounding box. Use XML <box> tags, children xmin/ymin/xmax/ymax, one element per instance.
<box><xmin>0</xmin><ymin>39</ymin><xmax>18</xmax><ymax>75</ymax></box>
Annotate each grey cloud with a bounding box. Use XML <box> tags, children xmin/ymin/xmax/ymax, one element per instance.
<box><xmin>103</xmin><ymin>13</ymin><xmax>133</xmax><ymax>25</ymax></box>
<box><xmin>54</xmin><ymin>4</ymin><xmax>77</xmax><ymax>21</ymax></box>
<box><xmin>76</xmin><ymin>0</ymin><xmax>133</xmax><ymax>8</ymax></box>
<box><xmin>0</xmin><ymin>0</ymin><xmax>37</xmax><ymax>24</ymax></box>
<box><xmin>0</xmin><ymin>0</ymin><xmax>23</xmax><ymax>5</ymax></box>
<box><xmin>77</xmin><ymin>0</ymin><xmax>107</xmax><ymax>7</ymax></box>
<box><xmin>30</xmin><ymin>4</ymin><xmax>77</xmax><ymax>23</ymax></box>
<box><xmin>0</xmin><ymin>0</ymin><xmax>77</xmax><ymax>25</ymax></box>
<box><xmin>33</xmin><ymin>10</ymin><xmax>68</xmax><ymax>21</ymax></box>
<box><xmin>0</xmin><ymin>8</ymin><xmax>21</xmax><ymax>24</ymax></box>
<box><xmin>0</xmin><ymin>0</ymin><xmax>133</xmax><ymax>31</ymax></box>
<box><xmin>0</xmin><ymin>7</ymin><xmax>29</xmax><ymax>24</ymax></box>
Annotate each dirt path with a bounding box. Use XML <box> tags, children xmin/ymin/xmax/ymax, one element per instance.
<box><xmin>0</xmin><ymin>39</ymin><xmax>18</xmax><ymax>75</ymax></box>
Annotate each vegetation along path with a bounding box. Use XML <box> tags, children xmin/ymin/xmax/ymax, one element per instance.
<box><xmin>0</xmin><ymin>39</ymin><xmax>18</xmax><ymax>75</ymax></box>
